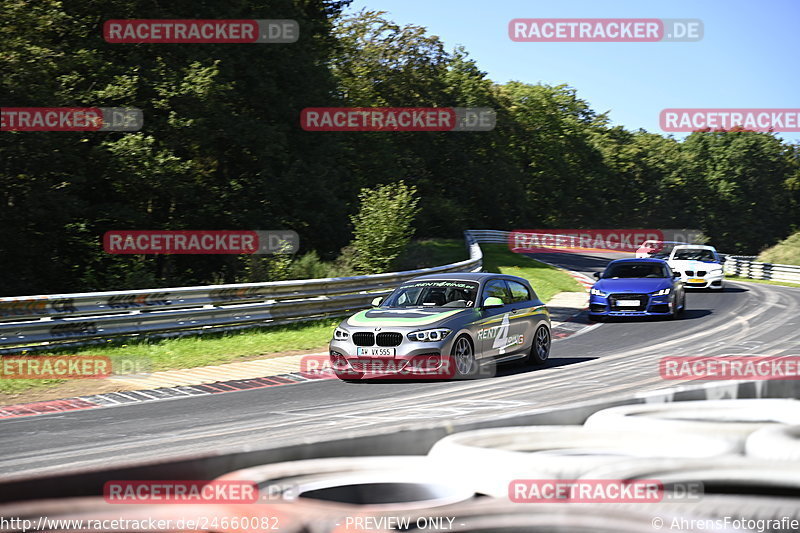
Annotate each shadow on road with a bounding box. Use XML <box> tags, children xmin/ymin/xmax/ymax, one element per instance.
<box><xmin>496</xmin><ymin>356</ymin><xmax>597</xmax><ymax>377</ymax></box>
<box><xmin>592</xmin><ymin>309</ymin><xmax>712</xmax><ymax>323</ymax></box>
<box><xmin>336</xmin><ymin>356</ymin><xmax>597</xmax><ymax>383</ymax></box>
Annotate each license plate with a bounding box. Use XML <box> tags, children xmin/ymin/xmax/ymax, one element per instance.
<box><xmin>356</xmin><ymin>347</ymin><xmax>396</xmax><ymax>357</ymax></box>
<box><xmin>689</xmin><ymin>278</ymin><xmax>704</xmax><ymax>283</ymax></box>
<box><xmin>617</xmin><ymin>300</ymin><xmax>640</xmax><ymax>307</ymax></box>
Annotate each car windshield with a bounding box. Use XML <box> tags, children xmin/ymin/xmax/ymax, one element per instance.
<box><xmin>673</xmin><ymin>249</ymin><xmax>717</xmax><ymax>261</ymax></box>
<box><xmin>603</xmin><ymin>262</ymin><xmax>668</xmax><ymax>279</ymax></box>
<box><xmin>382</xmin><ymin>281</ymin><xmax>479</xmax><ymax>308</ymax></box>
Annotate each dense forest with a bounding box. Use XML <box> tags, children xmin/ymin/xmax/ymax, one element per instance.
<box><xmin>2</xmin><ymin>0</ymin><xmax>799</xmax><ymax>296</ymax></box>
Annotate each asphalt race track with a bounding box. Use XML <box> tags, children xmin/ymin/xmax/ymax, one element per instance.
<box><xmin>1</xmin><ymin>252</ymin><xmax>799</xmax><ymax>477</ymax></box>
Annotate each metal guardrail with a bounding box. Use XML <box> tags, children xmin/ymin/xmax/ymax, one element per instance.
<box><xmin>0</xmin><ymin>232</ymin><xmax>483</xmax><ymax>349</ymax></box>
<box><xmin>724</xmin><ymin>255</ymin><xmax>800</xmax><ymax>284</ymax></box>
<box><xmin>466</xmin><ymin>229</ymin><xmax>510</xmax><ymax>245</ymax></box>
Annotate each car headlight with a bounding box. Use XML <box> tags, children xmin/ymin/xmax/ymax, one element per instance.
<box><xmin>653</xmin><ymin>288</ymin><xmax>671</xmax><ymax>296</ymax></box>
<box><xmin>590</xmin><ymin>288</ymin><xmax>606</xmax><ymax>296</ymax></box>
<box><xmin>333</xmin><ymin>327</ymin><xmax>350</xmax><ymax>341</ymax></box>
<box><xmin>709</xmin><ymin>268</ymin><xmax>723</xmax><ymax>274</ymax></box>
<box><xmin>407</xmin><ymin>328</ymin><xmax>451</xmax><ymax>342</ymax></box>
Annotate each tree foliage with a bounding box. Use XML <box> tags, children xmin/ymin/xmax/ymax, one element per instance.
<box><xmin>1</xmin><ymin>4</ymin><xmax>798</xmax><ymax>295</ymax></box>
<box><xmin>350</xmin><ymin>181</ymin><xmax>420</xmax><ymax>274</ymax></box>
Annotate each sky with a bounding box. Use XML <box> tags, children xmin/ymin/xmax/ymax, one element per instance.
<box><xmin>345</xmin><ymin>0</ymin><xmax>800</xmax><ymax>143</ymax></box>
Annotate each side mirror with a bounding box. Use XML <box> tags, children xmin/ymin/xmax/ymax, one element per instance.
<box><xmin>593</xmin><ymin>272</ymin><xmax>601</xmax><ymax>279</ymax></box>
<box><xmin>482</xmin><ymin>296</ymin><xmax>504</xmax><ymax>308</ymax></box>
<box><xmin>371</xmin><ymin>296</ymin><xmax>384</xmax><ymax>307</ymax></box>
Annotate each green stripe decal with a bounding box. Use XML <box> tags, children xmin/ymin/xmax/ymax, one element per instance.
<box><xmin>347</xmin><ymin>309</ymin><xmax>464</xmax><ymax>327</ymax></box>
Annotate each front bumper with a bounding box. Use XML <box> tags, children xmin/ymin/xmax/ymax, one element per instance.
<box><xmin>329</xmin><ymin>332</ymin><xmax>459</xmax><ymax>378</ymax></box>
<box><xmin>678</xmin><ymin>272</ymin><xmax>724</xmax><ymax>289</ymax></box>
<box><xmin>588</xmin><ymin>292</ymin><xmax>675</xmax><ymax>317</ymax></box>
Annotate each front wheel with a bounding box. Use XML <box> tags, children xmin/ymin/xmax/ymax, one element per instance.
<box><xmin>669</xmin><ymin>294</ymin><xmax>684</xmax><ymax>320</ymax></box>
<box><xmin>452</xmin><ymin>335</ymin><xmax>478</xmax><ymax>379</ymax></box>
<box><xmin>526</xmin><ymin>325</ymin><xmax>551</xmax><ymax>365</ymax></box>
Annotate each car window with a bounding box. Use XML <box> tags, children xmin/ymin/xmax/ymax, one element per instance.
<box><xmin>395</xmin><ymin>286</ymin><xmax>423</xmax><ymax>306</ymax></box>
<box><xmin>673</xmin><ymin>249</ymin><xmax>717</xmax><ymax>262</ymax></box>
<box><xmin>384</xmin><ymin>281</ymin><xmax>479</xmax><ymax>308</ymax></box>
<box><xmin>507</xmin><ymin>280</ymin><xmax>531</xmax><ymax>303</ymax></box>
<box><xmin>482</xmin><ymin>279</ymin><xmax>511</xmax><ymax>304</ymax></box>
<box><xmin>603</xmin><ymin>262</ymin><xmax>668</xmax><ymax>278</ymax></box>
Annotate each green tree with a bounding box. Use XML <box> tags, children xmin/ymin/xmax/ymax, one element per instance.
<box><xmin>350</xmin><ymin>181</ymin><xmax>420</xmax><ymax>274</ymax></box>
<box><xmin>681</xmin><ymin>131</ymin><xmax>795</xmax><ymax>253</ymax></box>
<box><xmin>0</xmin><ymin>0</ymin><xmax>352</xmax><ymax>295</ymax></box>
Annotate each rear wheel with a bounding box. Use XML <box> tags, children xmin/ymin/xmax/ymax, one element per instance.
<box><xmin>526</xmin><ymin>325</ymin><xmax>551</xmax><ymax>365</ymax></box>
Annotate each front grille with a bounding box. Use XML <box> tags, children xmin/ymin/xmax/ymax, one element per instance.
<box><xmin>352</xmin><ymin>332</ymin><xmax>375</xmax><ymax>346</ymax></box>
<box><xmin>608</xmin><ymin>293</ymin><xmax>649</xmax><ymax>312</ymax></box>
<box><xmin>685</xmin><ymin>270</ymin><xmax>694</xmax><ymax>276</ymax></box>
<box><xmin>697</xmin><ymin>270</ymin><xmax>707</xmax><ymax>276</ymax></box>
<box><xmin>350</xmin><ymin>359</ymin><xmax>408</xmax><ymax>373</ymax></box>
<box><xmin>376</xmin><ymin>332</ymin><xmax>403</xmax><ymax>346</ymax></box>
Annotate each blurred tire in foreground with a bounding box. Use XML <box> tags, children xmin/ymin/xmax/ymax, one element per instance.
<box><xmin>583</xmin><ymin>399</ymin><xmax>800</xmax><ymax>451</ymax></box>
<box><xmin>216</xmin><ymin>456</ymin><xmax>476</xmax><ymax>532</ymax></box>
<box><xmin>746</xmin><ymin>424</ymin><xmax>800</xmax><ymax>461</ymax></box>
<box><xmin>427</xmin><ymin>425</ymin><xmax>737</xmax><ymax>495</ymax></box>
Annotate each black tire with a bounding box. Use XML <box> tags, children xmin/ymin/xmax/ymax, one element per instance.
<box><xmin>452</xmin><ymin>334</ymin><xmax>479</xmax><ymax>379</ymax></box>
<box><xmin>527</xmin><ymin>325</ymin><xmax>551</xmax><ymax>365</ymax></box>
<box><xmin>669</xmin><ymin>294</ymin><xmax>682</xmax><ymax>320</ymax></box>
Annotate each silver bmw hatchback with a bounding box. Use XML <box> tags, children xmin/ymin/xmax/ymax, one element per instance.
<box><xmin>328</xmin><ymin>273</ymin><xmax>551</xmax><ymax>380</ymax></box>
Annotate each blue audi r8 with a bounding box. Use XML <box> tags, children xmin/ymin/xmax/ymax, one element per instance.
<box><xmin>588</xmin><ymin>258</ymin><xmax>686</xmax><ymax>320</ymax></box>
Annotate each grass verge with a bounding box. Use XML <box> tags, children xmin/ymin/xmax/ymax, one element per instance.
<box><xmin>0</xmin><ymin>319</ymin><xmax>340</xmax><ymax>397</ymax></box>
<box><xmin>757</xmin><ymin>231</ymin><xmax>800</xmax><ymax>265</ymax></box>
<box><xmin>396</xmin><ymin>239</ymin><xmax>584</xmax><ymax>301</ymax></box>
<box><xmin>479</xmin><ymin>243</ymin><xmax>583</xmax><ymax>301</ymax></box>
